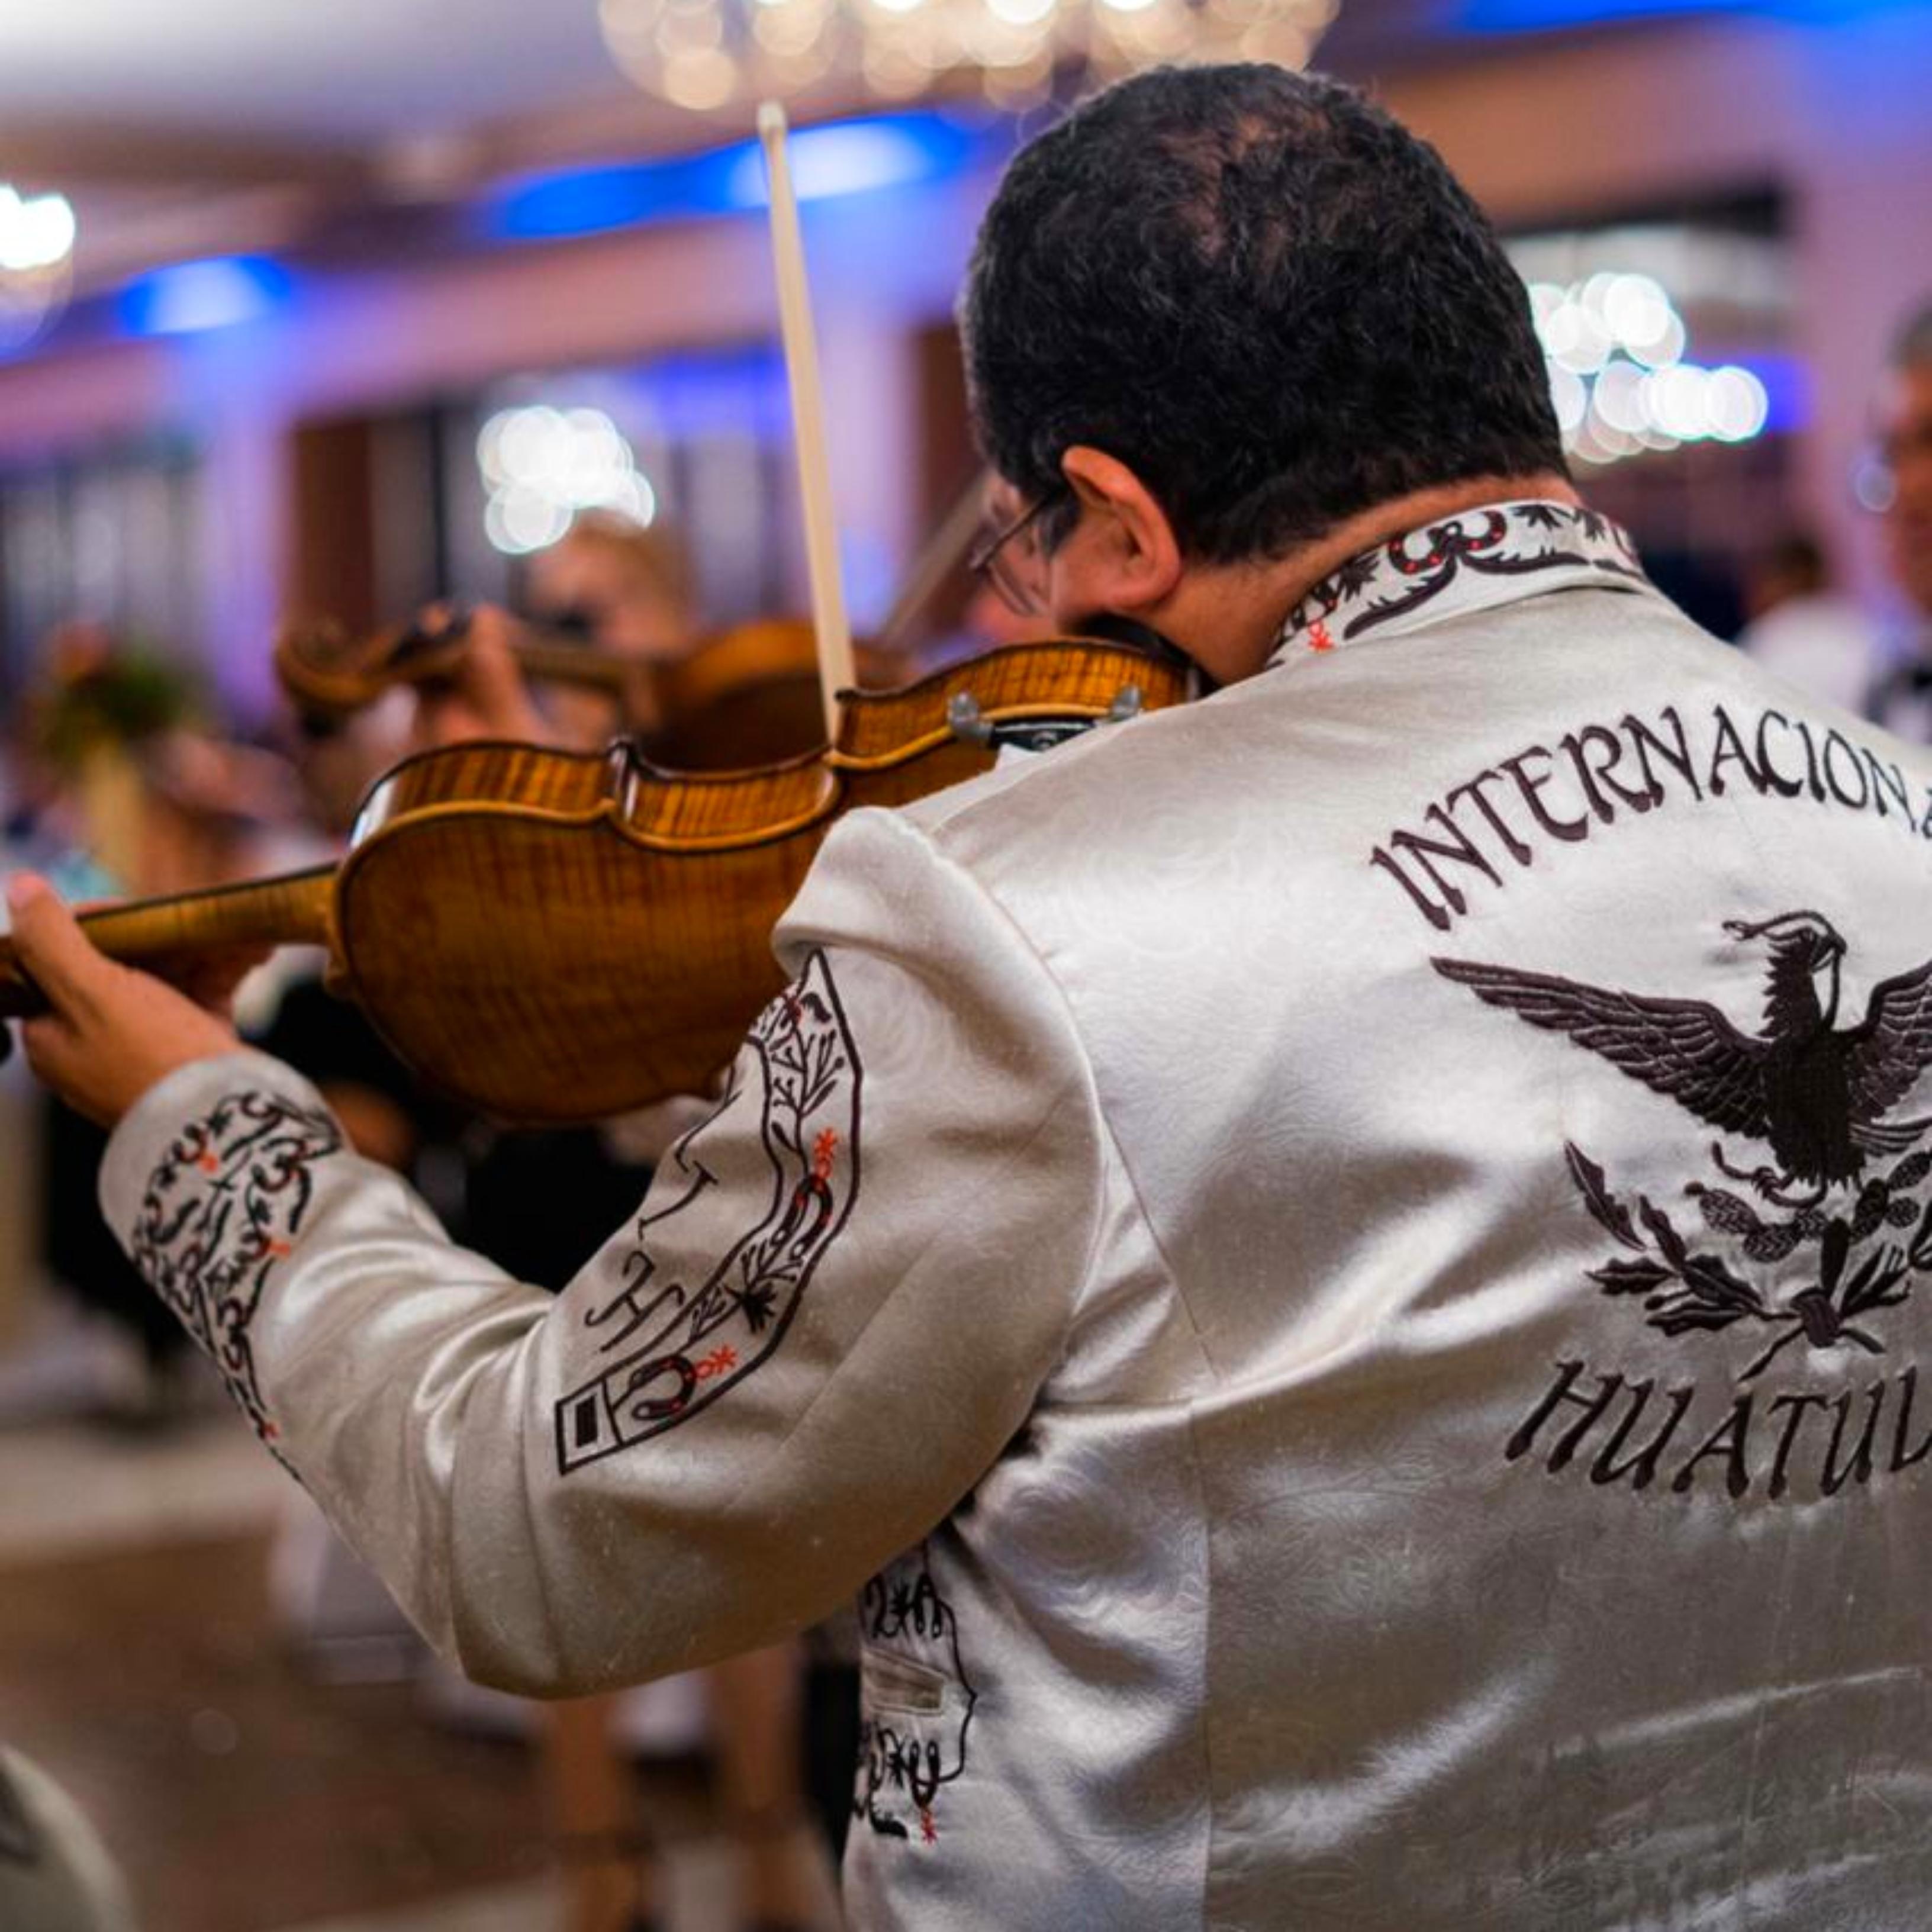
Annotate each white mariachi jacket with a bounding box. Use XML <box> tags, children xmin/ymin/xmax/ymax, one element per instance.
<box><xmin>103</xmin><ymin>502</ymin><xmax>1932</xmax><ymax>1928</ymax></box>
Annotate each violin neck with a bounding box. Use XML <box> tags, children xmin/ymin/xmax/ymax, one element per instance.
<box><xmin>0</xmin><ymin>865</ymin><xmax>336</xmax><ymax>1018</ymax></box>
<box><xmin>509</xmin><ymin>633</ymin><xmax>637</xmax><ymax>694</ymax></box>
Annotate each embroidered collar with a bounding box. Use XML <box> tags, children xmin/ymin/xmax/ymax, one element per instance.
<box><xmin>1270</xmin><ymin>500</ymin><xmax>1651</xmax><ymax>665</ymax></box>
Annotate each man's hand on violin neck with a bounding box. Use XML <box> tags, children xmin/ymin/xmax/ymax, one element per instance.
<box><xmin>5</xmin><ymin>874</ymin><xmax>245</xmax><ymax>1128</ymax></box>
<box><xmin>411</xmin><ymin>604</ymin><xmax>551</xmax><ymax>751</ymax></box>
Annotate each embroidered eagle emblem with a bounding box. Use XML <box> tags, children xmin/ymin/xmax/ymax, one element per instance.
<box><xmin>1434</xmin><ymin>912</ymin><xmax>1932</xmax><ymax>1209</ymax></box>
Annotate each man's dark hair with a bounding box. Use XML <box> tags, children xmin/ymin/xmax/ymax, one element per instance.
<box><xmin>961</xmin><ymin>64</ymin><xmax>1566</xmax><ymax>564</ymax></box>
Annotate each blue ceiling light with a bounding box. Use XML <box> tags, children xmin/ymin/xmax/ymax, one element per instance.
<box><xmin>488</xmin><ymin>156</ymin><xmax>729</xmax><ymax>239</ymax></box>
<box><xmin>118</xmin><ymin>256</ymin><xmax>291</xmax><ymax>336</ymax></box>
<box><xmin>487</xmin><ymin>110</ymin><xmax>990</xmax><ymax>242</ymax></box>
<box><xmin>1732</xmin><ymin>352</ymin><xmax>1807</xmax><ymax>435</ymax></box>
<box><xmin>719</xmin><ymin>113</ymin><xmax>979</xmax><ymax>210</ymax></box>
<box><xmin>1460</xmin><ymin>0</ymin><xmax>1912</xmax><ymax>30</ymax></box>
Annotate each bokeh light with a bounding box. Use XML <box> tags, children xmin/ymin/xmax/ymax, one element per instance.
<box><xmin>0</xmin><ymin>183</ymin><xmax>76</xmax><ymax>356</ymax></box>
<box><xmin>1525</xmin><ymin>272</ymin><xmax>1774</xmax><ymax>467</ymax></box>
<box><xmin>477</xmin><ymin>405</ymin><xmax>658</xmax><ymax>556</ymax></box>
<box><xmin>599</xmin><ymin>0</ymin><xmax>1332</xmax><ymax>111</ymax></box>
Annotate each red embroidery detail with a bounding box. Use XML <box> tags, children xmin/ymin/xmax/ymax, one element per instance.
<box><xmin>919</xmin><ymin>1807</ymin><xmax>938</xmax><ymax>1844</ymax></box>
<box><xmin>132</xmin><ymin>1090</ymin><xmax>342</xmax><ymax>1464</ymax></box>
<box><xmin>555</xmin><ymin>949</ymin><xmax>861</xmax><ymax>1474</ymax></box>
<box><xmin>1307</xmin><ymin>618</ymin><xmax>1335</xmax><ymax>653</ymax></box>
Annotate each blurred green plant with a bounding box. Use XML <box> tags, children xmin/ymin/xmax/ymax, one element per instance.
<box><xmin>28</xmin><ymin>630</ymin><xmax>201</xmax><ymax>777</ymax></box>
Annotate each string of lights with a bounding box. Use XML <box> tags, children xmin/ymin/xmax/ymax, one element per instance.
<box><xmin>598</xmin><ymin>0</ymin><xmax>1335</xmax><ymax>112</ymax></box>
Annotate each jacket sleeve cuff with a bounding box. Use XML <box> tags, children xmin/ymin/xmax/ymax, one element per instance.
<box><xmin>97</xmin><ymin>1049</ymin><xmax>334</xmax><ymax>1247</ymax></box>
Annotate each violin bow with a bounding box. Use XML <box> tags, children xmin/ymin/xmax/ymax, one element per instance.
<box><xmin>874</xmin><ymin>465</ymin><xmax>991</xmax><ymax>662</ymax></box>
<box><xmin>756</xmin><ymin>102</ymin><xmax>858</xmax><ymax>743</ymax></box>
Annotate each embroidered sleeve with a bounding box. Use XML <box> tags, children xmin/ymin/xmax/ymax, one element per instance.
<box><xmin>555</xmin><ymin>949</ymin><xmax>862</xmax><ymax>1471</ymax></box>
<box><xmin>128</xmin><ymin>1087</ymin><xmax>343</xmax><ymax>1455</ymax></box>
<box><xmin>96</xmin><ymin>812</ymin><xmax>1105</xmax><ymax>1697</ymax></box>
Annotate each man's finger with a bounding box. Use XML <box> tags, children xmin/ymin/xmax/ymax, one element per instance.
<box><xmin>21</xmin><ymin>1013</ymin><xmax>110</xmax><ymax>1128</ymax></box>
<box><xmin>20</xmin><ymin>1011</ymin><xmax>78</xmax><ymax>1083</ymax></box>
<box><xmin>450</xmin><ymin>606</ymin><xmax>550</xmax><ymax>743</ymax></box>
<box><xmin>5</xmin><ymin>874</ymin><xmax>113</xmax><ymax>1014</ymax></box>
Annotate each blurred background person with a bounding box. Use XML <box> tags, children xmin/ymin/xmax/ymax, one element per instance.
<box><xmin>16</xmin><ymin>630</ymin><xmax>297</xmax><ymax>1424</ymax></box>
<box><xmin>523</xmin><ymin>510</ymin><xmax>703</xmax><ymax>751</ymax></box>
<box><xmin>1867</xmin><ymin>301</ymin><xmax>1932</xmax><ymax>739</ymax></box>
<box><xmin>1735</xmin><ymin>530</ymin><xmax>1879</xmax><ymax>714</ymax></box>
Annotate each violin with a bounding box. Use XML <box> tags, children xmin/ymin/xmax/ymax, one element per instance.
<box><xmin>0</xmin><ymin>108</ymin><xmax>1197</xmax><ymax>1120</ymax></box>
<box><xmin>0</xmin><ymin>636</ymin><xmax>1187</xmax><ymax>1120</ymax></box>
<box><xmin>278</xmin><ymin>610</ymin><xmax>639</xmax><ymax>728</ymax></box>
<box><xmin>278</xmin><ymin>610</ymin><xmax>910</xmax><ymax>774</ymax></box>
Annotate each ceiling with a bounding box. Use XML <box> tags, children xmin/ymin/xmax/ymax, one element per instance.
<box><xmin>0</xmin><ymin>0</ymin><xmax>629</xmax><ymax>148</ymax></box>
<box><xmin>0</xmin><ymin>0</ymin><xmax>1479</xmax><ymax>161</ymax></box>
<box><xmin>0</xmin><ymin>1</ymin><xmax>696</xmax><ymax>291</ymax></box>
<box><xmin>0</xmin><ymin>0</ymin><xmax>1612</xmax><ymax>297</ymax></box>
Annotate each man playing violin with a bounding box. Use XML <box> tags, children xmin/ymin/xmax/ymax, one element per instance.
<box><xmin>17</xmin><ymin>62</ymin><xmax>1932</xmax><ymax>1928</ymax></box>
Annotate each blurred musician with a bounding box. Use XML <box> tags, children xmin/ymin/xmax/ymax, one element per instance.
<box><xmin>1863</xmin><ymin>302</ymin><xmax>1932</xmax><ymax>735</ymax></box>
<box><xmin>1735</xmin><ymin>532</ymin><xmax>1878</xmax><ymax>716</ymax></box>
<box><xmin>523</xmin><ymin>511</ymin><xmax>701</xmax><ymax>751</ymax></box>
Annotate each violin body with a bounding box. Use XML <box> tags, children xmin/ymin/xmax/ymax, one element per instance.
<box><xmin>0</xmin><ymin>639</ymin><xmax>1189</xmax><ymax>1122</ymax></box>
<box><xmin>336</xmin><ymin>736</ymin><xmax>829</xmax><ymax>1118</ymax></box>
<box><xmin>337</xmin><ymin>636</ymin><xmax>1183</xmax><ymax>1118</ymax></box>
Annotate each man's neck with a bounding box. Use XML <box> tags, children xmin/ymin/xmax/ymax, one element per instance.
<box><xmin>1159</xmin><ymin>472</ymin><xmax>1580</xmax><ymax>685</ymax></box>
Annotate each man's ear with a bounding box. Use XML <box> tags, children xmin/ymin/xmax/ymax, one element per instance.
<box><xmin>1059</xmin><ymin>446</ymin><xmax>1184</xmax><ymax>612</ymax></box>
